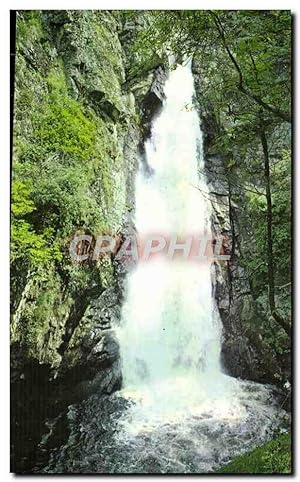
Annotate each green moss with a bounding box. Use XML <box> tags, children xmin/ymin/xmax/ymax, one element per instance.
<box><xmin>18</xmin><ymin>268</ymin><xmax>70</xmax><ymax>366</ymax></box>
<box><xmin>217</xmin><ymin>433</ymin><xmax>292</xmax><ymax>474</ymax></box>
<box><xmin>53</xmin><ymin>10</ymin><xmax>126</xmax><ymax>115</ymax></box>
<box><xmin>34</xmin><ymin>68</ymin><xmax>96</xmax><ymax>160</ymax></box>
<box><xmin>98</xmin><ymin>257</ymin><xmax>115</xmax><ymax>288</ymax></box>
<box><xmin>93</xmin><ymin>20</ymin><xmax>125</xmax><ymax>109</ymax></box>
<box><xmin>16</xmin><ymin>11</ymin><xmax>44</xmax><ymax>46</ymax></box>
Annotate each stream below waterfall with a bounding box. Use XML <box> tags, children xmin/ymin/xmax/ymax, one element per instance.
<box><xmin>37</xmin><ymin>63</ymin><xmax>289</xmax><ymax>474</ymax></box>
<box><xmin>37</xmin><ymin>382</ymin><xmax>288</xmax><ymax>474</ymax></box>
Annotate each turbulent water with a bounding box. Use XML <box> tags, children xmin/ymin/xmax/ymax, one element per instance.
<box><xmin>38</xmin><ymin>64</ymin><xmax>288</xmax><ymax>474</ymax></box>
<box><xmin>117</xmin><ymin>63</ymin><xmax>226</xmax><ymax>407</ymax></box>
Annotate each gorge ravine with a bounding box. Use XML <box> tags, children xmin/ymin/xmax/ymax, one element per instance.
<box><xmin>11</xmin><ymin>11</ymin><xmax>291</xmax><ymax>474</ymax></box>
<box><xmin>37</xmin><ymin>63</ymin><xmax>288</xmax><ymax>474</ymax></box>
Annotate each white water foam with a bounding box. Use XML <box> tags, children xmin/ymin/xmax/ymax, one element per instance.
<box><xmin>115</xmin><ymin>64</ymin><xmax>287</xmax><ymax>453</ymax></box>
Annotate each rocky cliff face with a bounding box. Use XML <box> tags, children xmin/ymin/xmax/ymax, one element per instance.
<box><xmin>11</xmin><ymin>11</ymin><xmax>167</xmax><ymax>472</ymax></box>
<box><xmin>192</xmin><ymin>59</ymin><xmax>290</xmax><ymax>388</ymax></box>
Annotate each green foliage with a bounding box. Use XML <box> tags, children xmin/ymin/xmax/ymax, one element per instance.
<box><xmin>16</xmin><ymin>10</ymin><xmax>44</xmax><ymax>47</ymax></box>
<box><xmin>271</xmin><ymin>149</ymin><xmax>291</xmax><ymax>273</ymax></box>
<box><xmin>14</xmin><ymin>53</ymin><xmax>122</xmax><ymax>238</ymax></box>
<box><xmin>35</xmin><ymin>69</ymin><xmax>96</xmax><ymax>160</ymax></box>
<box><xmin>13</xmin><ymin>52</ymin><xmax>113</xmax><ymax>262</ymax></box>
<box><xmin>217</xmin><ymin>433</ymin><xmax>291</xmax><ymax>474</ymax></box>
<box><xmin>11</xmin><ymin>11</ymin><xmax>128</xmax><ymax>363</ymax></box>
<box><xmin>11</xmin><ymin>177</ymin><xmax>62</xmax><ymax>266</ymax></box>
<box><xmin>133</xmin><ymin>11</ymin><xmax>291</xmax><ymax>123</ymax></box>
<box><xmin>239</xmin><ymin>144</ymin><xmax>291</xmax><ymax>298</ymax></box>
<box><xmin>11</xmin><ymin>179</ymin><xmax>35</xmax><ymax>217</ymax></box>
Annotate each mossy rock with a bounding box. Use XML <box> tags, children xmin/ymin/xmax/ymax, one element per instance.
<box><xmin>217</xmin><ymin>433</ymin><xmax>292</xmax><ymax>474</ymax></box>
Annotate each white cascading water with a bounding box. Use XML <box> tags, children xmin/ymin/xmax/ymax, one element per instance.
<box><xmin>117</xmin><ymin>62</ymin><xmax>238</xmax><ymax>420</ymax></box>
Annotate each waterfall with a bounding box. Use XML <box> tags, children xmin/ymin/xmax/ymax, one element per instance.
<box><xmin>117</xmin><ymin>63</ymin><xmax>232</xmax><ymax>417</ymax></box>
<box><xmin>113</xmin><ymin>64</ymin><xmax>286</xmax><ymax>449</ymax></box>
<box><xmin>42</xmin><ymin>64</ymin><xmax>288</xmax><ymax>474</ymax></box>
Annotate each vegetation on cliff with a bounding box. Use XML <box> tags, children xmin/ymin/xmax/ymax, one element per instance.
<box><xmin>11</xmin><ymin>10</ymin><xmax>136</xmax><ymax>365</ymax></box>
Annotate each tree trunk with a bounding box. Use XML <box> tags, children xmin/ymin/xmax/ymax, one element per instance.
<box><xmin>260</xmin><ymin>123</ymin><xmax>291</xmax><ymax>336</ymax></box>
